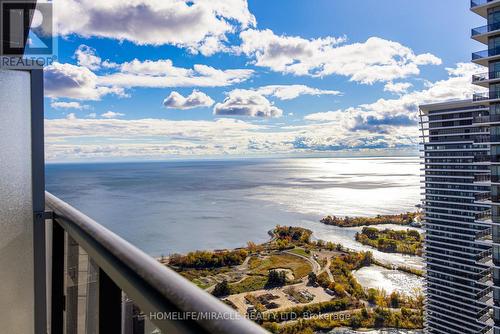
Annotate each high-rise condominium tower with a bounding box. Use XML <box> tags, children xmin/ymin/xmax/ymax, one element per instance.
<box><xmin>419</xmin><ymin>100</ymin><xmax>493</xmax><ymax>334</ymax></box>
<box><xmin>472</xmin><ymin>1</ymin><xmax>500</xmax><ymax>333</ymax></box>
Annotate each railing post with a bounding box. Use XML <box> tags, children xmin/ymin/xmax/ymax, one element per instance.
<box><xmin>51</xmin><ymin>220</ymin><xmax>65</xmax><ymax>334</ymax></box>
<box><xmin>99</xmin><ymin>268</ymin><xmax>122</xmax><ymax>334</ymax></box>
<box><xmin>66</xmin><ymin>235</ymin><xmax>79</xmax><ymax>334</ymax></box>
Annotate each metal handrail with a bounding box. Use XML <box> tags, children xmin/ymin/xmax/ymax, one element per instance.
<box><xmin>45</xmin><ymin>191</ymin><xmax>269</xmax><ymax>334</ymax></box>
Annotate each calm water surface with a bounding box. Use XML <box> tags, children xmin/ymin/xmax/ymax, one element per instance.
<box><xmin>46</xmin><ymin>157</ymin><xmax>420</xmax><ymax>260</ymax></box>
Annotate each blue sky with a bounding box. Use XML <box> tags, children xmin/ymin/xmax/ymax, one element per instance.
<box><xmin>43</xmin><ymin>0</ymin><xmax>484</xmax><ymax>161</ymax></box>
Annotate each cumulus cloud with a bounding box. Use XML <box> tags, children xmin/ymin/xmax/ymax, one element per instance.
<box><xmin>44</xmin><ymin>115</ymin><xmax>415</xmax><ymax>161</ymax></box>
<box><xmin>51</xmin><ymin>101</ymin><xmax>90</xmax><ymax>110</ymax></box>
<box><xmin>255</xmin><ymin>85</ymin><xmax>341</xmax><ymax>100</ymax></box>
<box><xmin>66</xmin><ymin>113</ymin><xmax>77</xmax><ymax>120</ymax></box>
<box><xmin>163</xmin><ymin>90</ymin><xmax>214</xmax><ymax>109</ymax></box>
<box><xmin>384</xmin><ymin>82</ymin><xmax>413</xmax><ymax>94</ymax></box>
<box><xmin>44</xmin><ymin>62</ymin><xmax>126</xmax><ymax>100</ymax></box>
<box><xmin>45</xmin><ymin>58</ymin><xmax>253</xmax><ymax>100</ymax></box>
<box><xmin>238</xmin><ymin>30</ymin><xmax>441</xmax><ymax>83</ymax></box>
<box><xmin>213</xmin><ymin>89</ymin><xmax>283</xmax><ymax>117</ymax></box>
<box><xmin>55</xmin><ymin>0</ymin><xmax>255</xmax><ymax>56</ymax></box>
<box><xmin>43</xmin><ymin>63</ymin><xmax>482</xmax><ymax>161</ymax></box>
<box><xmin>305</xmin><ymin>62</ymin><xmax>484</xmax><ymax>133</ymax></box>
<box><xmin>74</xmin><ymin>45</ymin><xmax>102</xmax><ymax>70</ymax></box>
<box><xmin>101</xmin><ymin>111</ymin><xmax>124</xmax><ymax>119</ymax></box>
<box><xmin>100</xmin><ymin>59</ymin><xmax>253</xmax><ymax>88</ymax></box>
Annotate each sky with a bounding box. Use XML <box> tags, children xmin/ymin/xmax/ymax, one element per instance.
<box><xmin>43</xmin><ymin>0</ymin><xmax>486</xmax><ymax>162</ymax></box>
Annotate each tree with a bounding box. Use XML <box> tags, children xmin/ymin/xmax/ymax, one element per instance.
<box><xmin>350</xmin><ymin>314</ymin><xmax>362</xmax><ymax>329</ymax></box>
<box><xmin>266</xmin><ymin>270</ymin><xmax>286</xmax><ymax>287</ymax></box>
<box><xmin>362</xmin><ymin>251</ymin><xmax>374</xmax><ymax>266</ymax></box>
<box><xmin>212</xmin><ymin>280</ymin><xmax>231</xmax><ymax>297</ymax></box>
<box><xmin>307</xmin><ymin>271</ymin><xmax>317</xmax><ymax>285</ymax></box>
<box><xmin>390</xmin><ymin>291</ymin><xmax>401</xmax><ymax>308</ymax></box>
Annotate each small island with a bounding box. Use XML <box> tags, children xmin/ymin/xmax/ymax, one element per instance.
<box><xmin>320</xmin><ymin>212</ymin><xmax>421</xmax><ymax>228</ymax></box>
<box><xmin>162</xmin><ymin>225</ymin><xmax>424</xmax><ymax>333</ymax></box>
<box><xmin>355</xmin><ymin>227</ymin><xmax>423</xmax><ymax>256</ymax></box>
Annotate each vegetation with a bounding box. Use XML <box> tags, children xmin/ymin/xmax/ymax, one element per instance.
<box><xmin>174</xmin><ymin>267</ymin><xmax>230</xmax><ymax>289</ymax></box>
<box><xmin>288</xmin><ymin>247</ymin><xmax>309</xmax><ymax>258</ymax></box>
<box><xmin>374</xmin><ymin>260</ymin><xmax>425</xmax><ymax>277</ymax></box>
<box><xmin>264</xmin><ymin>298</ymin><xmax>356</xmax><ymax>323</ymax></box>
<box><xmin>326</xmin><ymin>251</ymin><xmax>374</xmax><ymax>298</ymax></box>
<box><xmin>367</xmin><ymin>288</ymin><xmax>424</xmax><ymax>309</ymax></box>
<box><xmin>355</xmin><ymin>227</ymin><xmax>423</xmax><ymax>256</ymax></box>
<box><xmin>273</xmin><ymin>226</ymin><xmax>312</xmax><ymax>244</ymax></box>
<box><xmin>266</xmin><ymin>270</ymin><xmax>287</xmax><ymax>287</ymax></box>
<box><xmin>307</xmin><ymin>271</ymin><xmax>317</xmax><ymax>285</ymax></box>
<box><xmin>262</xmin><ymin>307</ymin><xmax>423</xmax><ymax>334</ymax></box>
<box><xmin>248</xmin><ymin>254</ymin><xmax>311</xmax><ymax>279</ymax></box>
<box><xmin>321</xmin><ymin>212</ymin><xmax>420</xmax><ymax>227</ymax></box>
<box><xmin>212</xmin><ymin>280</ymin><xmax>231</xmax><ymax>297</ymax></box>
<box><xmin>230</xmin><ymin>275</ymin><xmax>267</xmax><ymax>294</ymax></box>
<box><xmin>169</xmin><ymin>249</ymin><xmax>248</xmax><ymax>269</ymax></box>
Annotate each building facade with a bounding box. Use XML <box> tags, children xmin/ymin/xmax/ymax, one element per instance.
<box><xmin>419</xmin><ymin>100</ymin><xmax>493</xmax><ymax>334</ymax></box>
<box><xmin>472</xmin><ymin>1</ymin><xmax>500</xmax><ymax>333</ymax></box>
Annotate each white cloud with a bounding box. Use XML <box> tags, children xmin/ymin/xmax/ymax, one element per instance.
<box><xmin>45</xmin><ymin>58</ymin><xmax>253</xmax><ymax>100</ymax></box>
<box><xmin>44</xmin><ymin>62</ymin><xmax>126</xmax><ymax>100</ymax></box>
<box><xmin>384</xmin><ymin>82</ymin><xmax>413</xmax><ymax>94</ymax></box>
<box><xmin>213</xmin><ymin>89</ymin><xmax>283</xmax><ymax>118</ymax></box>
<box><xmin>43</xmin><ymin>63</ymin><xmax>483</xmax><ymax>161</ymax></box>
<box><xmin>74</xmin><ymin>45</ymin><xmax>102</xmax><ymax>70</ymax></box>
<box><xmin>87</xmin><ymin>113</ymin><xmax>97</xmax><ymax>118</ymax></box>
<box><xmin>99</xmin><ymin>59</ymin><xmax>253</xmax><ymax>88</ymax></box>
<box><xmin>304</xmin><ymin>110</ymin><xmax>343</xmax><ymax>122</ymax></box>
<box><xmin>163</xmin><ymin>90</ymin><xmax>214</xmax><ymax>109</ymax></box>
<box><xmin>66</xmin><ymin>113</ymin><xmax>77</xmax><ymax>120</ymax></box>
<box><xmin>305</xmin><ymin>62</ymin><xmax>484</xmax><ymax>133</ymax></box>
<box><xmin>101</xmin><ymin>111</ymin><xmax>125</xmax><ymax>119</ymax></box>
<box><xmin>238</xmin><ymin>30</ymin><xmax>441</xmax><ymax>83</ymax></box>
<box><xmin>255</xmin><ymin>85</ymin><xmax>341</xmax><ymax>100</ymax></box>
<box><xmin>51</xmin><ymin>101</ymin><xmax>90</xmax><ymax>110</ymax></box>
<box><xmin>55</xmin><ymin>0</ymin><xmax>255</xmax><ymax>56</ymax></box>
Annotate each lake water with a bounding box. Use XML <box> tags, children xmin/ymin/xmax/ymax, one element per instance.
<box><xmin>45</xmin><ymin>156</ymin><xmax>421</xmax><ymax>260</ymax></box>
<box><xmin>353</xmin><ymin>265</ymin><xmax>424</xmax><ymax>295</ymax></box>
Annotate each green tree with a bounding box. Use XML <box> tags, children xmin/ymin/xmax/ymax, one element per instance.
<box><xmin>212</xmin><ymin>280</ymin><xmax>231</xmax><ymax>297</ymax></box>
<box><xmin>307</xmin><ymin>271</ymin><xmax>317</xmax><ymax>285</ymax></box>
<box><xmin>267</xmin><ymin>270</ymin><xmax>286</xmax><ymax>287</ymax></box>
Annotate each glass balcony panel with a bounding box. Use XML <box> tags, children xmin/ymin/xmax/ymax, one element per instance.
<box><xmin>64</xmin><ymin>238</ymin><xmax>99</xmax><ymax>334</ymax></box>
<box><xmin>123</xmin><ymin>296</ymin><xmax>163</xmax><ymax>334</ymax></box>
<box><xmin>472</xmin><ymin>47</ymin><xmax>500</xmax><ymax>60</ymax></box>
<box><xmin>473</xmin><ymin>71</ymin><xmax>500</xmax><ymax>82</ymax></box>
<box><xmin>473</xmin><ymin>91</ymin><xmax>500</xmax><ymax>101</ymax></box>
<box><xmin>472</xmin><ymin>22</ymin><xmax>500</xmax><ymax>36</ymax></box>
<box><xmin>472</xmin><ymin>0</ymin><xmax>500</xmax><ymax>8</ymax></box>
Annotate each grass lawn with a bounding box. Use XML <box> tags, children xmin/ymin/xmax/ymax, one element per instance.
<box><xmin>289</xmin><ymin>247</ymin><xmax>310</xmax><ymax>258</ymax></box>
<box><xmin>230</xmin><ymin>275</ymin><xmax>267</xmax><ymax>294</ymax></box>
<box><xmin>249</xmin><ymin>253</ymin><xmax>311</xmax><ymax>279</ymax></box>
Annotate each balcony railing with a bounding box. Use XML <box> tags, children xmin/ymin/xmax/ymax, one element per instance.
<box><xmin>471</xmin><ymin>0</ymin><xmax>498</xmax><ymax>8</ymax></box>
<box><xmin>477</xmin><ymin>228</ymin><xmax>493</xmax><ymax>241</ymax></box>
<box><xmin>45</xmin><ymin>192</ymin><xmax>268</xmax><ymax>334</ymax></box>
<box><xmin>472</xmin><ymin>47</ymin><xmax>500</xmax><ymax>60</ymax></box>
<box><xmin>472</xmin><ymin>22</ymin><xmax>500</xmax><ymax>36</ymax></box>
<box><xmin>473</xmin><ymin>91</ymin><xmax>500</xmax><ymax>101</ymax></box>
<box><xmin>473</xmin><ymin>71</ymin><xmax>500</xmax><ymax>82</ymax></box>
<box><xmin>474</xmin><ymin>114</ymin><xmax>500</xmax><ymax>123</ymax></box>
